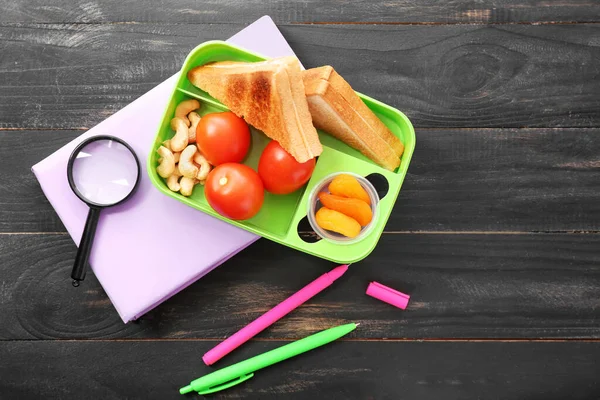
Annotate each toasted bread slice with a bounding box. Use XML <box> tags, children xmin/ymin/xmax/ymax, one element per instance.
<box><xmin>187</xmin><ymin>57</ymin><xmax>322</xmax><ymax>163</ymax></box>
<box><xmin>303</xmin><ymin>66</ymin><xmax>403</xmax><ymax>171</ymax></box>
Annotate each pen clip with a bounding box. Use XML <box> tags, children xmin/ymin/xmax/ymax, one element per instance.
<box><xmin>198</xmin><ymin>373</ymin><xmax>255</xmax><ymax>395</ymax></box>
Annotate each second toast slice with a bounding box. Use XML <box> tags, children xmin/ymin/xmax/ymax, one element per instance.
<box><xmin>303</xmin><ymin>66</ymin><xmax>403</xmax><ymax>171</ymax></box>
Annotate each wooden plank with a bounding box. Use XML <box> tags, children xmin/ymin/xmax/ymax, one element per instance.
<box><xmin>3</xmin><ymin>128</ymin><xmax>600</xmax><ymax>233</ymax></box>
<box><xmin>1</xmin><ymin>233</ymin><xmax>599</xmax><ymax>340</ymax></box>
<box><xmin>396</xmin><ymin>127</ymin><xmax>600</xmax><ymax>232</ymax></box>
<box><xmin>0</xmin><ymin>131</ymin><xmax>74</xmax><ymax>233</ymax></box>
<box><xmin>1</xmin><ymin>339</ymin><xmax>599</xmax><ymax>399</ymax></box>
<box><xmin>2</xmin><ymin>23</ymin><xmax>600</xmax><ymax>129</ymax></box>
<box><xmin>1</xmin><ymin>0</ymin><xmax>598</xmax><ymax>24</ymax></box>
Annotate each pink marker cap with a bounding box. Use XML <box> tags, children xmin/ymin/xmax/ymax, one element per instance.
<box><xmin>366</xmin><ymin>281</ymin><xmax>410</xmax><ymax>310</ymax></box>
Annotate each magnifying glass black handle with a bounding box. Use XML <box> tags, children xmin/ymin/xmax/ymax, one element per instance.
<box><xmin>71</xmin><ymin>206</ymin><xmax>101</xmax><ymax>286</ymax></box>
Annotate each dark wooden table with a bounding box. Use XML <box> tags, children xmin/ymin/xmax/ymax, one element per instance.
<box><xmin>2</xmin><ymin>1</ymin><xmax>600</xmax><ymax>399</ymax></box>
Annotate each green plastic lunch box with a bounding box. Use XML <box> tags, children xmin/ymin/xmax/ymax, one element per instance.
<box><xmin>148</xmin><ymin>41</ymin><xmax>415</xmax><ymax>264</ymax></box>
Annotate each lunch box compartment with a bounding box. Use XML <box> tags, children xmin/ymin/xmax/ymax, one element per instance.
<box><xmin>147</xmin><ymin>41</ymin><xmax>415</xmax><ymax>263</ymax></box>
<box><xmin>150</xmin><ymin>94</ymin><xmax>305</xmax><ymax>238</ymax></box>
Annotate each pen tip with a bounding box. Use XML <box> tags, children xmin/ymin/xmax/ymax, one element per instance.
<box><xmin>180</xmin><ymin>385</ymin><xmax>193</xmax><ymax>395</ymax></box>
<box><xmin>355</xmin><ymin>323</ymin><xmax>361</xmax><ymax>327</ymax></box>
<box><xmin>328</xmin><ymin>264</ymin><xmax>349</xmax><ymax>280</ymax></box>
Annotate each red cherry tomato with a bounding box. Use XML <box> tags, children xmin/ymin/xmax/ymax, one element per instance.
<box><xmin>258</xmin><ymin>141</ymin><xmax>316</xmax><ymax>195</ymax></box>
<box><xmin>196</xmin><ymin>112</ymin><xmax>251</xmax><ymax>166</ymax></box>
<box><xmin>205</xmin><ymin>163</ymin><xmax>264</xmax><ymax>220</ymax></box>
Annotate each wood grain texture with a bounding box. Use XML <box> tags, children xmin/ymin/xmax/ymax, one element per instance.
<box><xmin>398</xmin><ymin>127</ymin><xmax>600</xmax><ymax>232</ymax></box>
<box><xmin>2</xmin><ymin>340</ymin><xmax>600</xmax><ymax>399</ymax></box>
<box><xmin>1</xmin><ymin>233</ymin><xmax>599</xmax><ymax>340</ymax></box>
<box><xmin>3</xmin><ymin>128</ymin><xmax>600</xmax><ymax>233</ymax></box>
<box><xmin>0</xmin><ymin>131</ymin><xmax>74</xmax><ymax>233</ymax></box>
<box><xmin>1</xmin><ymin>0</ymin><xmax>599</xmax><ymax>24</ymax></box>
<box><xmin>2</xmin><ymin>23</ymin><xmax>600</xmax><ymax>129</ymax></box>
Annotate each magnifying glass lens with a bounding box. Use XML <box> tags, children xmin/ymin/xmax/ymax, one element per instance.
<box><xmin>71</xmin><ymin>139</ymin><xmax>139</xmax><ymax>206</ymax></box>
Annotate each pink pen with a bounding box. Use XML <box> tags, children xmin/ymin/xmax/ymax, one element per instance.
<box><xmin>202</xmin><ymin>264</ymin><xmax>349</xmax><ymax>365</ymax></box>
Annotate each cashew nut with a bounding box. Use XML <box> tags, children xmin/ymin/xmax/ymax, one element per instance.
<box><xmin>166</xmin><ymin>174</ymin><xmax>181</xmax><ymax>192</ymax></box>
<box><xmin>162</xmin><ymin>140</ymin><xmax>181</xmax><ymax>163</ymax></box>
<box><xmin>179</xmin><ymin>176</ymin><xmax>196</xmax><ymax>197</ymax></box>
<box><xmin>188</xmin><ymin>111</ymin><xmax>201</xmax><ymax>144</ymax></box>
<box><xmin>175</xmin><ymin>99</ymin><xmax>200</xmax><ymax>126</ymax></box>
<box><xmin>193</xmin><ymin>152</ymin><xmax>212</xmax><ymax>181</ymax></box>
<box><xmin>156</xmin><ymin>146</ymin><xmax>175</xmax><ymax>178</ymax></box>
<box><xmin>178</xmin><ymin>145</ymin><xmax>199</xmax><ymax>178</ymax></box>
<box><xmin>170</xmin><ymin>117</ymin><xmax>189</xmax><ymax>152</ymax></box>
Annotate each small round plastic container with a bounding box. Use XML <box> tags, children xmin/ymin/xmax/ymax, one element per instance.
<box><xmin>307</xmin><ymin>172</ymin><xmax>380</xmax><ymax>245</ymax></box>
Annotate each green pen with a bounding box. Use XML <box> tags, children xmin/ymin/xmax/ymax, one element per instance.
<box><xmin>179</xmin><ymin>322</ymin><xmax>358</xmax><ymax>395</ymax></box>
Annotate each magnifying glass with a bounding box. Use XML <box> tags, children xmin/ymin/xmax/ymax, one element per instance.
<box><xmin>67</xmin><ymin>135</ymin><xmax>141</xmax><ymax>287</ymax></box>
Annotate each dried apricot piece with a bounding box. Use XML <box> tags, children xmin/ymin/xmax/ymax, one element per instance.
<box><xmin>328</xmin><ymin>174</ymin><xmax>370</xmax><ymax>205</ymax></box>
<box><xmin>315</xmin><ymin>207</ymin><xmax>361</xmax><ymax>238</ymax></box>
<box><xmin>318</xmin><ymin>192</ymin><xmax>372</xmax><ymax>226</ymax></box>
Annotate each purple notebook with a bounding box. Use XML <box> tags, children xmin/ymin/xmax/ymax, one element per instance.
<box><xmin>31</xmin><ymin>16</ymin><xmax>297</xmax><ymax>323</ymax></box>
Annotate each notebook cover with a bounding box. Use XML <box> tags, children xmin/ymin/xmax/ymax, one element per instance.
<box><xmin>31</xmin><ymin>16</ymin><xmax>296</xmax><ymax>323</ymax></box>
